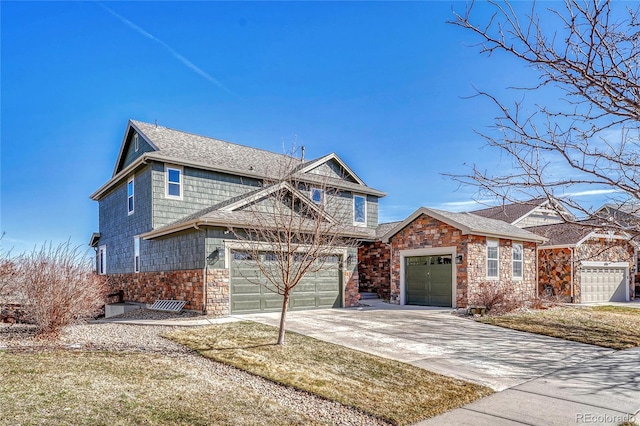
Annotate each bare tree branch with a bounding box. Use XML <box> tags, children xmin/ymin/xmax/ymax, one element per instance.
<box><xmin>447</xmin><ymin>0</ymin><xmax>640</xmax><ymax>233</ymax></box>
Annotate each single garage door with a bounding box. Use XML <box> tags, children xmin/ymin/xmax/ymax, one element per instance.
<box><xmin>230</xmin><ymin>251</ymin><xmax>342</xmax><ymax>314</ymax></box>
<box><xmin>405</xmin><ymin>254</ymin><xmax>453</xmax><ymax>307</ymax></box>
<box><xmin>580</xmin><ymin>266</ymin><xmax>628</xmax><ymax>303</ymax></box>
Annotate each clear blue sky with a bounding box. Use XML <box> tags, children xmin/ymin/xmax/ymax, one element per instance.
<box><xmin>0</xmin><ymin>1</ymin><xmax>606</xmax><ymax>254</ymax></box>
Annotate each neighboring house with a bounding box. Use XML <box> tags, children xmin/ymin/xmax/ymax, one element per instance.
<box><xmin>593</xmin><ymin>203</ymin><xmax>640</xmax><ymax>229</ymax></box>
<box><xmin>471</xmin><ymin>197</ymin><xmax>574</xmax><ymax>228</ymax></box>
<box><xmin>529</xmin><ymin>222</ymin><xmax>637</xmax><ymax>303</ymax></box>
<box><xmin>90</xmin><ymin>120</ymin><xmax>385</xmax><ymax>315</ymax></box>
<box><xmin>377</xmin><ymin>207</ymin><xmax>545</xmax><ymax>308</ymax></box>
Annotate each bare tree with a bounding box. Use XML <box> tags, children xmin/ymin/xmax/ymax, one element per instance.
<box><xmin>449</xmin><ymin>0</ymin><xmax>640</xmax><ymax>230</ymax></box>
<box><xmin>228</xmin><ymin>151</ymin><xmax>360</xmax><ymax>345</ymax></box>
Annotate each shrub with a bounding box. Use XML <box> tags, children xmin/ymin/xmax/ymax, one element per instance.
<box><xmin>0</xmin><ymin>254</ymin><xmax>21</xmax><ymax>323</ymax></box>
<box><xmin>16</xmin><ymin>242</ymin><xmax>107</xmax><ymax>336</ymax></box>
<box><xmin>471</xmin><ymin>282</ymin><xmax>525</xmax><ymax>315</ymax></box>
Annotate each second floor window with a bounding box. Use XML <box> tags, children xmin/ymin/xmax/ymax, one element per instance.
<box><xmin>311</xmin><ymin>188</ymin><xmax>324</xmax><ymax>204</ymax></box>
<box><xmin>166</xmin><ymin>166</ymin><xmax>182</xmax><ymax>199</ymax></box>
<box><xmin>487</xmin><ymin>239</ymin><xmax>499</xmax><ymax>278</ymax></box>
<box><xmin>127</xmin><ymin>178</ymin><xmax>134</xmax><ymax>215</ymax></box>
<box><xmin>353</xmin><ymin>195</ymin><xmax>366</xmax><ymax>225</ymax></box>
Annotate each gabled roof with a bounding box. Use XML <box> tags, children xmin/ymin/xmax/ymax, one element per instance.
<box><xmin>296</xmin><ymin>153</ymin><xmax>365</xmax><ymax>185</ymax></box>
<box><xmin>375</xmin><ymin>221</ymin><xmax>402</xmax><ymax>239</ymax></box>
<box><xmin>381</xmin><ymin>207</ymin><xmax>547</xmax><ymax>243</ymax></box>
<box><xmin>527</xmin><ymin>221</ymin><xmax>634</xmax><ymax>248</ymax></box>
<box><xmin>92</xmin><ymin>120</ymin><xmax>385</xmax><ymax>200</ymax></box>
<box><xmin>125</xmin><ymin>120</ymin><xmax>302</xmax><ymax>179</ymax></box>
<box><xmin>470</xmin><ymin>198</ymin><xmax>549</xmax><ymax>224</ymax></box>
<box><xmin>142</xmin><ymin>181</ymin><xmax>364</xmax><ymax>240</ymax></box>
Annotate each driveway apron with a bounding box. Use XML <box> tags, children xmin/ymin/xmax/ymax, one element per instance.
<box><xmin>237</xmin><ymin>305</ymin><xmax>612</xmax><ymax>391</ymax></box>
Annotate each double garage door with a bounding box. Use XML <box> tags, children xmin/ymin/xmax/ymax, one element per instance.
<box><xmin>405</xmin><ymin>254</ymin><xmax>453</xmax><ymax>307</ymax></box>
<box><xmin>580</xmin><ymin>266</ymin><xmax>628</xmax><ymax>303</ymax></box>
<box><xmin>230</xmin><ymin>251</ymin><xmax>342</xmax><ymax>314</ymax></box>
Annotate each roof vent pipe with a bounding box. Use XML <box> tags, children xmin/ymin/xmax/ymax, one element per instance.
<box><xmin>301</xmin><ymin>146</ymin><xmax>305</xmax><ymax>162</ymax></box>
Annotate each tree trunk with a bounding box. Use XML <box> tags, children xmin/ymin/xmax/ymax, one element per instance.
<box><xmin>277</xmin><ymin>291</ymin><xmax>290</xmax><ymax>345</ymax></box>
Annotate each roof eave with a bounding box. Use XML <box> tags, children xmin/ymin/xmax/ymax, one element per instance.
<box><xmin>90</xmin><ymin>155</ymin><xmax>149</xmax><ymax>200</ymax></box>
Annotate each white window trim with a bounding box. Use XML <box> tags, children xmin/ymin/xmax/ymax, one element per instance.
<box><xmin>165</xmin><ymin>165</ymin><xmax>183</xmax><ymax>200</ymax></box>
<box><xmin>486</xmin><ymin>239</ymin><xmax>499</xmax><ymax>279</ymax></box>
<box><xmin>98</xmin><ymin>245</ymin><xmax>107</xmax><ymax>275</ymax></box>
<box><xmin>127</xmin><ymin>177</ymin><xmax>135</xmax><ymax>215</ymax></box>
<box><xmin>512</xmin><ymin>242</ymin><xmax>523</xmax><ymax>280</ymax></box>
<box><xmin>353</xmin><ymin>194</ymin><xmax>367</xmax><ymax>226</ymax></box>
<box><xmin>134</xmin><ymin>236</ymin><xmax>140</xmax><ymax>273</ymax></box>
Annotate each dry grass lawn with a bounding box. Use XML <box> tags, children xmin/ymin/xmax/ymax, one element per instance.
<box><xmin>479</xmin><ymin>306</ymin><xmax>640</xmax><ymax>349</ymax></box>
<box><xmin>165</xmin><ymin>321</ymin><xmax>493</xmax><ymax>426</ymax></box>
<box><xmin>0</xmin><ymin>350</ymin><xmax>322</xmax><ymax>426</ymax></box>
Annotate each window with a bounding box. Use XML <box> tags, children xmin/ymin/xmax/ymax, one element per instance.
<box><xmin>353</xmin><ymin>195</ymin><xmax>366</xmax><ymax>225</ymax></box>
<box><xmin>512</xmin><ymin>242</ymin><xmax>523</xmax><ymax>279</ymax></box>
<box><xmin>98</xmin><ymin>245</ymin><xmax>106</xmax><ymax>275</ymax></box>
<box><xmin>134</xmin><ymin>237</ymin><xmax>140</xmax><ymax>273</ymax></box>
<box><xmin>127</xmin><ymin>177</ymin><xmax>134</xmax><ymax>215</ymax></box>
<box><xmin>487</xmin><ymin>239</ymin><xmax>499</xmax><ymax>278</ymax></box>
<box><xmin>166</xmin><ymin>166</ymin><xmax>182</xmax><ymax>199</ymax></box>
<box><xmin>311</xmin><ymin>188</ymin><xmax>324</xmax><ymax>204</ymax></box>
<box><xmin>133</xmin><ymin>133</ymin><xmax>139</xmax><ymax>152</ymax></box>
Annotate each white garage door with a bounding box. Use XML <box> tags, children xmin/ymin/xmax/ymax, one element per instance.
<box><xmin>580</xmin><ymin>266</ymin><xmax>628</xmax><ymax>303</ymax></box>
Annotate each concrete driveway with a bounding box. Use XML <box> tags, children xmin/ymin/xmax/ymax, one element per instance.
<box><xmin>239</xmin><ymin>302</ymin><xmax>613</xmax><ymax>391</ymax></box>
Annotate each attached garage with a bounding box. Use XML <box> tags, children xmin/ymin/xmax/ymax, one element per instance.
<box><xmin>580</xmin><ymin>264</ymin><xmax>628</xmax><ymax>303</ymax></box>
<box><xmin>230</xmin><ymin>251</ymin><xmax>342</xmax><ymax>314</ymax></box>
<box><xmin>405</xmin><ymin>255</ymin><xmax>453</xmax><ymax>307</ymax></box>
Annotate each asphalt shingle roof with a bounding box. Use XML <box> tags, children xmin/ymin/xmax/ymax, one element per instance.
<box><xmin>470</xmin><ymin>198</ymin><xmax>547</xmax><ymax>224</ymax></box>
<box><xmin>526</xmin><ymin>222</ymin><xmax>598</xmax><ymax>246</ymax></box>
<box><xmin>131</xmin><ymin>120</ymin><xmax>302</xmax><ymax>180</ymax></box>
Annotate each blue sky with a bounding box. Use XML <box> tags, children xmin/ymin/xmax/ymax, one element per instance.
<box><xmin>1</xmin><ymin>1</ymin><xmax>611</xmax><ymax>254</ymax></box>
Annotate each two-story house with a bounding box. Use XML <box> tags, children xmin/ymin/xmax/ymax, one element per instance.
<box><xmin>90</xmin><ymin>120</ymin><xmax>385</xmax><ymax>315</ymax></box>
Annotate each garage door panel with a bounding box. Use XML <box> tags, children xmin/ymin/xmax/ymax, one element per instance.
<box><xmin>405</xmin><ymin>255</ymin><xmax>452</xmax><ymax>307</ymax></box>
<box><xmin>230</xmin><ymin>250</ymin><xmax>342</xmax><ymax>314</ymax></box>
<box><xmin>581</xmin><ymin>266</ymin><xmax>627</xmax><ymax>303</ymax></box>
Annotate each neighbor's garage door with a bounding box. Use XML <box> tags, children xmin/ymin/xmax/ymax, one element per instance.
<box><xmin>230</xmin><ymin>251</ymin><xmax>342</xmax><ymax>314</ymax></box>
<box><xmin>405</xmin><ymin>255</ymin><xmax>453</xmax><ymax>307</ymax></box>
<box><xmin>580</xmin><ymin>266</ymin><xmax>628</xmax><ymax>303</ymax></box>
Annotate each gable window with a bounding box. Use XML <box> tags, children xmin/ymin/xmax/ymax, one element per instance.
<box><xmin>134</xmin><ymin>237</ymin><xmax>140</xmax><ymax>273</ymax></box>
<box><xmin>127</xmin><ymin>177</ymin><xmax>135</xmax><ymax>215</ymax></box>
<box><xmin>311</xmin><ymin>188</ymin><xmax>324</xmax><ymax>204</ymax></box>
<box><xmin>166</xmin><ymin>166</ymin><xmax>183</xmax><ymax>199</ymax></box>
<box><xmin>353</xmin><ymin>195</ymin><xmax>366</xmax><ymax>226</ymax></box>
<box><xmin>487</xmin><ymin>239</ymin><xmax>499</xmax><ymax>278</ymax></box>
<box><xmin>133</xmin><ymin>133</ymin><xmax>139</xmax><ymax>152</ymax></box>
<box><xmin>98</xmin><ymin>245</ymin><xmax>107</xmax><ymax>275</ymax></box>
<box><xmin>512</xmin><ymin>242</ymin><xmax>523</xmax><ymax>279</ymax></box>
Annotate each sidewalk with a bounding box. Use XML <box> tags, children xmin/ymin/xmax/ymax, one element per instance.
<box><xmin>419</xmin><ymin>347</ymin><xmax>640</xmax><ymax>426</ymax></box>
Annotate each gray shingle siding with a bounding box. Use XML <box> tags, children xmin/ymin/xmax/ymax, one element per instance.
<box><xmin>307</xmin><ymin>160</ymin><xmax>358</xmax><ymax>183</ymax></box>
<box><xmin>151</xmin><ymin>161</ymin><xmax>263</xmax><ymax>228</ymax></box>
<box><xmin>98</xmin><ymin>165</ymin><xmax>153</xmax><ymax>273</ymax></box>
<box><xmin>142</xmin><ymin>229</ymin><xmax>205</xmax><ymax>271</ymax></box>
<box><xmin>122</xmin><ymin>132</ymin><xmax>155</xmax><ymax>170</ymax></box>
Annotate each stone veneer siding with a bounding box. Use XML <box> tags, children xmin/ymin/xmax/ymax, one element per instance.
<box><xmin>389</xmin><ymin>214</ymin><xmax>537</xmax><ymax>307</ymax></box>
<box><xmin>107</xmin><ymin>270</ymin><xmax>205</xmax><ymax>311</ymax></box>
<box><xmin>206</xmin><ymin>268</ymin><xmax>230</xmax><ymax>316</ymax></box>
<box><xmin>539</xmin><ymin>238</ymin><xmax>635</xmax><ymax>303</ymax></box>
<box><xmin>344</xmin><ymin>269</ymin><xmax>360</xmax><ymax>307</ymax></box>
<box><xmin>358</xmin><ymin>241</ymin><xmax>391</xmax><ymax>299</ymax></box>
<box><xmin>538</xmin><ymin>248</ymin><xmax>573</xmax><ymax>300</ymax></box>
